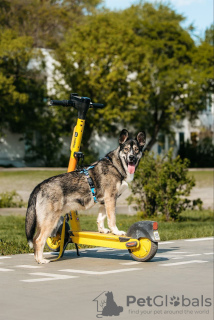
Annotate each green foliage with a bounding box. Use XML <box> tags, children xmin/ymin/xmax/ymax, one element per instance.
<box><xmin>0</xmin><ymin>191</ymin><xmax>25</xmax><ymax>208</ymax></box>
<box><xmin>55</xmin><ymin>3</ymin><xmax>213</xmax><ymax>150</ymax></box>
<box><xmin>0</xmin><ymin>0</ymin><xmax>102</xmax><ymax>48</ymax></box>
<box><xmin>0</xmin><ymin>1</ymin><xmax>213</xmax><ymax>165</ymax></box>
<box><xmin>0</xmin><ymin>0</ymin><xmax>102</xmax><ymax>166</ymax></box>
<box><xmin>0</xmin><ymin>28</ymin><xmax>59</xmax><ymax>165</ymax></box>
<box><xmin>0</xmin><ymin>29</ymin><xmax>33</xmax><ymax>134</ymax></box>
<box><xmin>205</xmin><ymin>24</ymin><xmax>214</xmax><ymax>46</ymax></box>
<box><xmin>127</xmin><ymin>149</ymin><xmax>203</xmax><ymax>221</ymax></box>
<box><xmin>178</xmin><ymin>137</ymin><xmax>214</xmax><ymax>168</ymax></box>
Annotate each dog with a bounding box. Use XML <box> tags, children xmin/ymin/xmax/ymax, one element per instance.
<box><xmin>25</xmin><ymin>129</ymin><xmax>146</xmax><ymax>263</ymax></box>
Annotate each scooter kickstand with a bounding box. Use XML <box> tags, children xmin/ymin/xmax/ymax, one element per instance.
<box><xmin>75</xmin><ymin>243</ymin><xmax>80</xmax><ymax>256</ymax></box>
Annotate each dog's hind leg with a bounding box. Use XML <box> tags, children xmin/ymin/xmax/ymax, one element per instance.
<box><xmin>97</xmin><ymin>205</ymin><xmax>110</xmax><ymax>234</ymax></box>
<box><xmin>34</xmin><ymin>225</ymin><xmax>52</xmax><ymax>264</ymax></box>
<box><xmin>33</xmin><ymin>226</ymin><xmax>42</xmax><ymax>263</ymax></box>
<box><xmin>33</xmin><ymin>214</ymin><xmax>60</xmax><ymax>264</ymax></box>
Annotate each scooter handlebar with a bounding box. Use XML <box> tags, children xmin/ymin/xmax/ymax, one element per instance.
<box><xmin>50</xmin><ymin>99</ymin><xmax>104</xmax><ymax>109</ymax></box>
<box><xmin>50</xmin><ymin>100</ymin><xmax>75</xmax><ymax>107</ymax></box>
<box><xmin>90</xmin><ymin>102</ymin><xmax>105</xmax><ymax>109</ymax></box>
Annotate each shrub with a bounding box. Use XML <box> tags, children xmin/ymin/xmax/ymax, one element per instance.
<box><xmin>0</xmin><ymin>191</ymin><xmax>25</xmax><ymax>208</ymax></box>
<box><xmin>127</xmin><ymin>149</ymin><xmax>203</xmax><ymax>221</ymax></box>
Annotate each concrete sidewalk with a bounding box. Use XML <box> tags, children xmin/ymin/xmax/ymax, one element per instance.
<box><xmin>0</xmin><ymin>238</ymin><xmax>213</xmax><ymax>320</ymax></box>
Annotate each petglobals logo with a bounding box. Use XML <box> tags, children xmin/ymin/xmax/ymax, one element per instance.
<box><xmin>127</xmin><ymin>295</ymin><xmax>212</xmax><ymax>308</ymax></box>
<box><xmin>93</xmin><ymin>292</ymin><xmax>212</xmax><ymax>318</ymax></box>
<box><xmin>93</xmin><ymin>291</ymin><xmax>123</xmax><ymax>318</ymax></box>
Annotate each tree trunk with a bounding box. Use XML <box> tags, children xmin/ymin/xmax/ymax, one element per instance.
<box><xmin>144</xmin><ymin>136</ymin><xmax>158</xmax><ymax>152</ymax></box>
<box><xmin>144</xmin><ymin>110</ymin><xmax>165</xmax><ymax>152</ymax></box>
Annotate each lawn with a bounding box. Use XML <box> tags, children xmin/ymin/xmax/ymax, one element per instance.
<box><xmin>0</xmin><ymin>170</ymin><xmax>65</xmax><ymax>202</ymax></box>
<box><xmin>0</xmin><ymin>169</ymin><xmax>212</xmax><ymax>194</ymax></box>
<box><xmin>188</xmin><ymin>170</ymin><xmax>213</xmax><ymax>188</ymax></box>
<box><xmin>0</xmin><ymin>169</ymin><xmax>213</xmax><ymax>204</ymax></box>
<box><xmin>0</xmin><ymin>169</ymin><xmax>213</xmax><ymax>255</ymax></box>
<box><xmin>0</xmin><ymin>210</ymin><xmax>213</xmax><ymax>256</ymax></box>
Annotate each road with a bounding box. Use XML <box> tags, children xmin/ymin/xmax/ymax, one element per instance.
<box><xmin>0</xmin><ymin>237</ymin><xmax>213</xmax><ymax>320</ymax></box>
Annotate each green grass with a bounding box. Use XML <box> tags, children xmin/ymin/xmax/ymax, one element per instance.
<box><xmin>0</xmin><ymin>170</ymin><xmax>66</xmax><ymax>206</ymax></box>
<box><xmin>188</xmin><ymin>170</ymin><xmax>213</xmax><ymax>188</ymax></box>
<box><xmin>0</xmin><ymin>210</ymin><xmax>213</xmax><ymax>256</ymax></box>
<box><xmin>0</xmin><ymin>170</ymin><xmax>65</xmax><ymax>199</ymax></box>
<box><xmin>0</xmin><ymin>170</ymin><xmax>65</xmax><ymax>180</ymax></box>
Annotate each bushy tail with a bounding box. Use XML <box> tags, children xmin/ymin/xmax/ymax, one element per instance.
<box><xmin>25</xmin><ymin>187</ymin><xmax>39</xmax><ymax>248</ymax></box>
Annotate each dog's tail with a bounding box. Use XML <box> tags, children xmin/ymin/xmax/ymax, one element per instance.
<box><xmin>25</xmin><ymin>186</ymin><xmax>39</xmax><ymax>249</ymax></box>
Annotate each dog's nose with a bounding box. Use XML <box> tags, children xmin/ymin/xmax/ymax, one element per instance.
<box><xmin>129</xmin><ymin>155</ymin><xmax>135</xmax><ymax>162</ymax></box>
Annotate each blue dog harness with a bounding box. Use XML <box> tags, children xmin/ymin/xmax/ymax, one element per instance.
<box><xmin>80</xmin><ymin>165</ymin><xmax>98</xmax><ymax>203</ymax></box>
<box><xmin>79</xmin><ymin>157</ymin><xmax>110</xmax><ymax>203</ymax></box>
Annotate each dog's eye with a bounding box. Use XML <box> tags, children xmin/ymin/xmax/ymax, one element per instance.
<box><xmin>134</xmin><ymin>148</ymin><xmax>139</xmax><ymax>153</ymax></box>
<box><xmin>124</xmin><ymin>147</ymin><xmax>129</xmax><ymax>153</ymax></box>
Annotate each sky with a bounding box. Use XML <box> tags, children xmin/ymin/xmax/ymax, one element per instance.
<box><xmin>104</xmin><ymin>0</ymin><xmax>213</xmax><ymax>38</ymax></box>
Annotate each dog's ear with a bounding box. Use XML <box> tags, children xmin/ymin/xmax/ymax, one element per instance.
<box><xmin>119</xmin><ymin>129</ymin><xmax>129</xmax><ymax>145</ymax></box>
<box><xmin>136</xmin><ymin>131</ymin><xmax>146</xmax><ymax>149</ymax></box>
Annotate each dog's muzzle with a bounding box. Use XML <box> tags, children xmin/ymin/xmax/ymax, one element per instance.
<box><xmin>127</xmin><ymin>155</ymin><xmax>136</xmax><ymax>174</ymax></box>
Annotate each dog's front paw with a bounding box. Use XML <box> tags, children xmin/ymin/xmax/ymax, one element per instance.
<box><xmin>111</xmin><ymin>227</ymin><xmax>126</xmax><ymax>236</ymax></box>
<box><xmin>37</xmin><ymin>258</ymin><xmax>50</xmax><ymax>264</ymax></box>
<box><xmin>116</xmin><ymin>230</ymin><xmax>126</xmax><ymax>236</ymax></box>
<box><xmin>99</xmin><ymin>228</ymin><xmax>110</xmax><ymax>234</ymax></box>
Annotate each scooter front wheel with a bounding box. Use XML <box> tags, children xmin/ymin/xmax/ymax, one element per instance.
<box><xmin>128</xmin><ymin>238</ymin><xmax>158</xmax><ymax>262</ymax></box>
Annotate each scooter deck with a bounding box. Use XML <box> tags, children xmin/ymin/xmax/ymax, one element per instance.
<box><xmin>69</xmin><ymin>230</ymin><xmax>140</xmax><ymax>250</ymax></box>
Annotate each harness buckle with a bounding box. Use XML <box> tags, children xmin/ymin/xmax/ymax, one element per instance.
<box><xmin>74</xmin><ymin>152</ymin><xmax>84</xmax><ymax>167</ymax></box>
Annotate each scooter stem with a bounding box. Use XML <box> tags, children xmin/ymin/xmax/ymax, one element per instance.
<box><xmin>67</xmin><ymin>118</ymin><xmax>85</xmax><ymax>172</ymax></box>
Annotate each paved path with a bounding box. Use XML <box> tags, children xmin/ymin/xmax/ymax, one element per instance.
<box><xmin>0</xmin><ymin>238</ymin><xmax>213</xmax><ymax>320</ymax></box>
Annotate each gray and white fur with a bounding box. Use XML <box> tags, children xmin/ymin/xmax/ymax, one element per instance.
<box><xmin>25</xmin><ymin>129</ymin><xmax>146</xmax><ymax>263</ymax></box>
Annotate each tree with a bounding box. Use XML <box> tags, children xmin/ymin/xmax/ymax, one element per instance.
<box><xmin>0</xmin><ymin>0</ymin><xmax>102</xmax><ymax>165</ymax></box>
<box><xmin>54</xmin><ymin>3</ymin><xmax>213</xmax><ymax>150</ymax></box>
<box><xmin>0</xmin><ymin>0</ymin><xmax>102</xmax><ymax>48</ymax></box>
<box><xmin>204</xmin><ymin>24</ymin><xmax>214</xmax><ymax>46</ymax></box>
<box><xmin>0</xmin><ymin>29</ymin><xmax>66</xmax><ymax>166</ymax></box>
<box><xmin>0</xmin><ymin>29</ymin><xmax>43</xmax><ymax>135</ymax></box>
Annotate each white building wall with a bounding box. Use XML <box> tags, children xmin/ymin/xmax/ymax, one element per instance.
<box><xmin>0</xmin><ymin>130</ymin><xmax>26</xmax><ymax>167</ymax></box>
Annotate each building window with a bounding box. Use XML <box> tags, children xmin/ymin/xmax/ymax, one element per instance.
<box><xmin>191</xmin><ymin>132</ymin><xmax>198</xmax><ymax>147</ymax></box>
<box><xmin>169</xmin><ymin>133</ymin><xmax>176</xmax><ymax>148</ymax></box>
<box><xmin>179</xmin><ymin>132</ymin><xmax>185</xmax><ymax>147</ymax></box>
<box><xmin>157</xmin><ymin>134</ymin><xmax>165</xmax><ymax>154</ymax></box>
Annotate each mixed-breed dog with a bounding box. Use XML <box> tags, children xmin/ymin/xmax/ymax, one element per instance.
<box><xmin>25</xmin><ymin>129</ymin><xmax>146</xmax><ymax>264</ymax></box>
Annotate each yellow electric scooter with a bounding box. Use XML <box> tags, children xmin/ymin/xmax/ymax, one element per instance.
<box><xmin>46</xmin><ymin>93</ymin><xmax>160</xmax><ymax>262</ymax></box>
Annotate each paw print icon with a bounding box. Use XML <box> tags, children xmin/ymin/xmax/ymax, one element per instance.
<box><xmin>170</xmin><ymin>296</ymin><xmax>180</xmax><ymax>307</ymax></box>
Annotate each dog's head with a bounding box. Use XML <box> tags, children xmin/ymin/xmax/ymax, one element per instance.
<box><xmin>118</xmin><ymin>129</ymin><xmax>146</xmax><ymax>174</ymax></box>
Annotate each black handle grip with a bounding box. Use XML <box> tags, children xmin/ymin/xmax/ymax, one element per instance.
<box><xmin>90</xmin><ymin>103</ymin><xmax>105</xmax><ymax>109</ymax></box>
<box><xmin>50</xmin><ymin>100</ymin><xmax>75</xmax><ymax>107</ymax></box>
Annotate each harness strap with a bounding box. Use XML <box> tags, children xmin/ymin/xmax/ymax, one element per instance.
<box><xmin>80</xmin><ymin>157</ymin><xmax>110</xmax><ymax>203</ymax></box>
<box><xmin>50</xmin><ymin>215</ymin><xmax>66</xmax><ymax>262</ymax></box>
<box><xmin>80</xmin><ymin>166</ymin><xmax>98</xmax><ymax>203</ymax></box>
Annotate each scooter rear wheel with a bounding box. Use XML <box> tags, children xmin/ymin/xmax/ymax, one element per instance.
<box><xmin>46</xmin><ymin>233</ymin><xmax>62</xmax><ymax>252</ymax></box>
<box><xmin>128</xmin><ymin>238</ymin><xmax>158</xmax><ymax>262</ymax></box>
<box><xmin>46</xmin><ymin>221</ymin><xmax>70</xmax><ymax>252</ymax></box>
